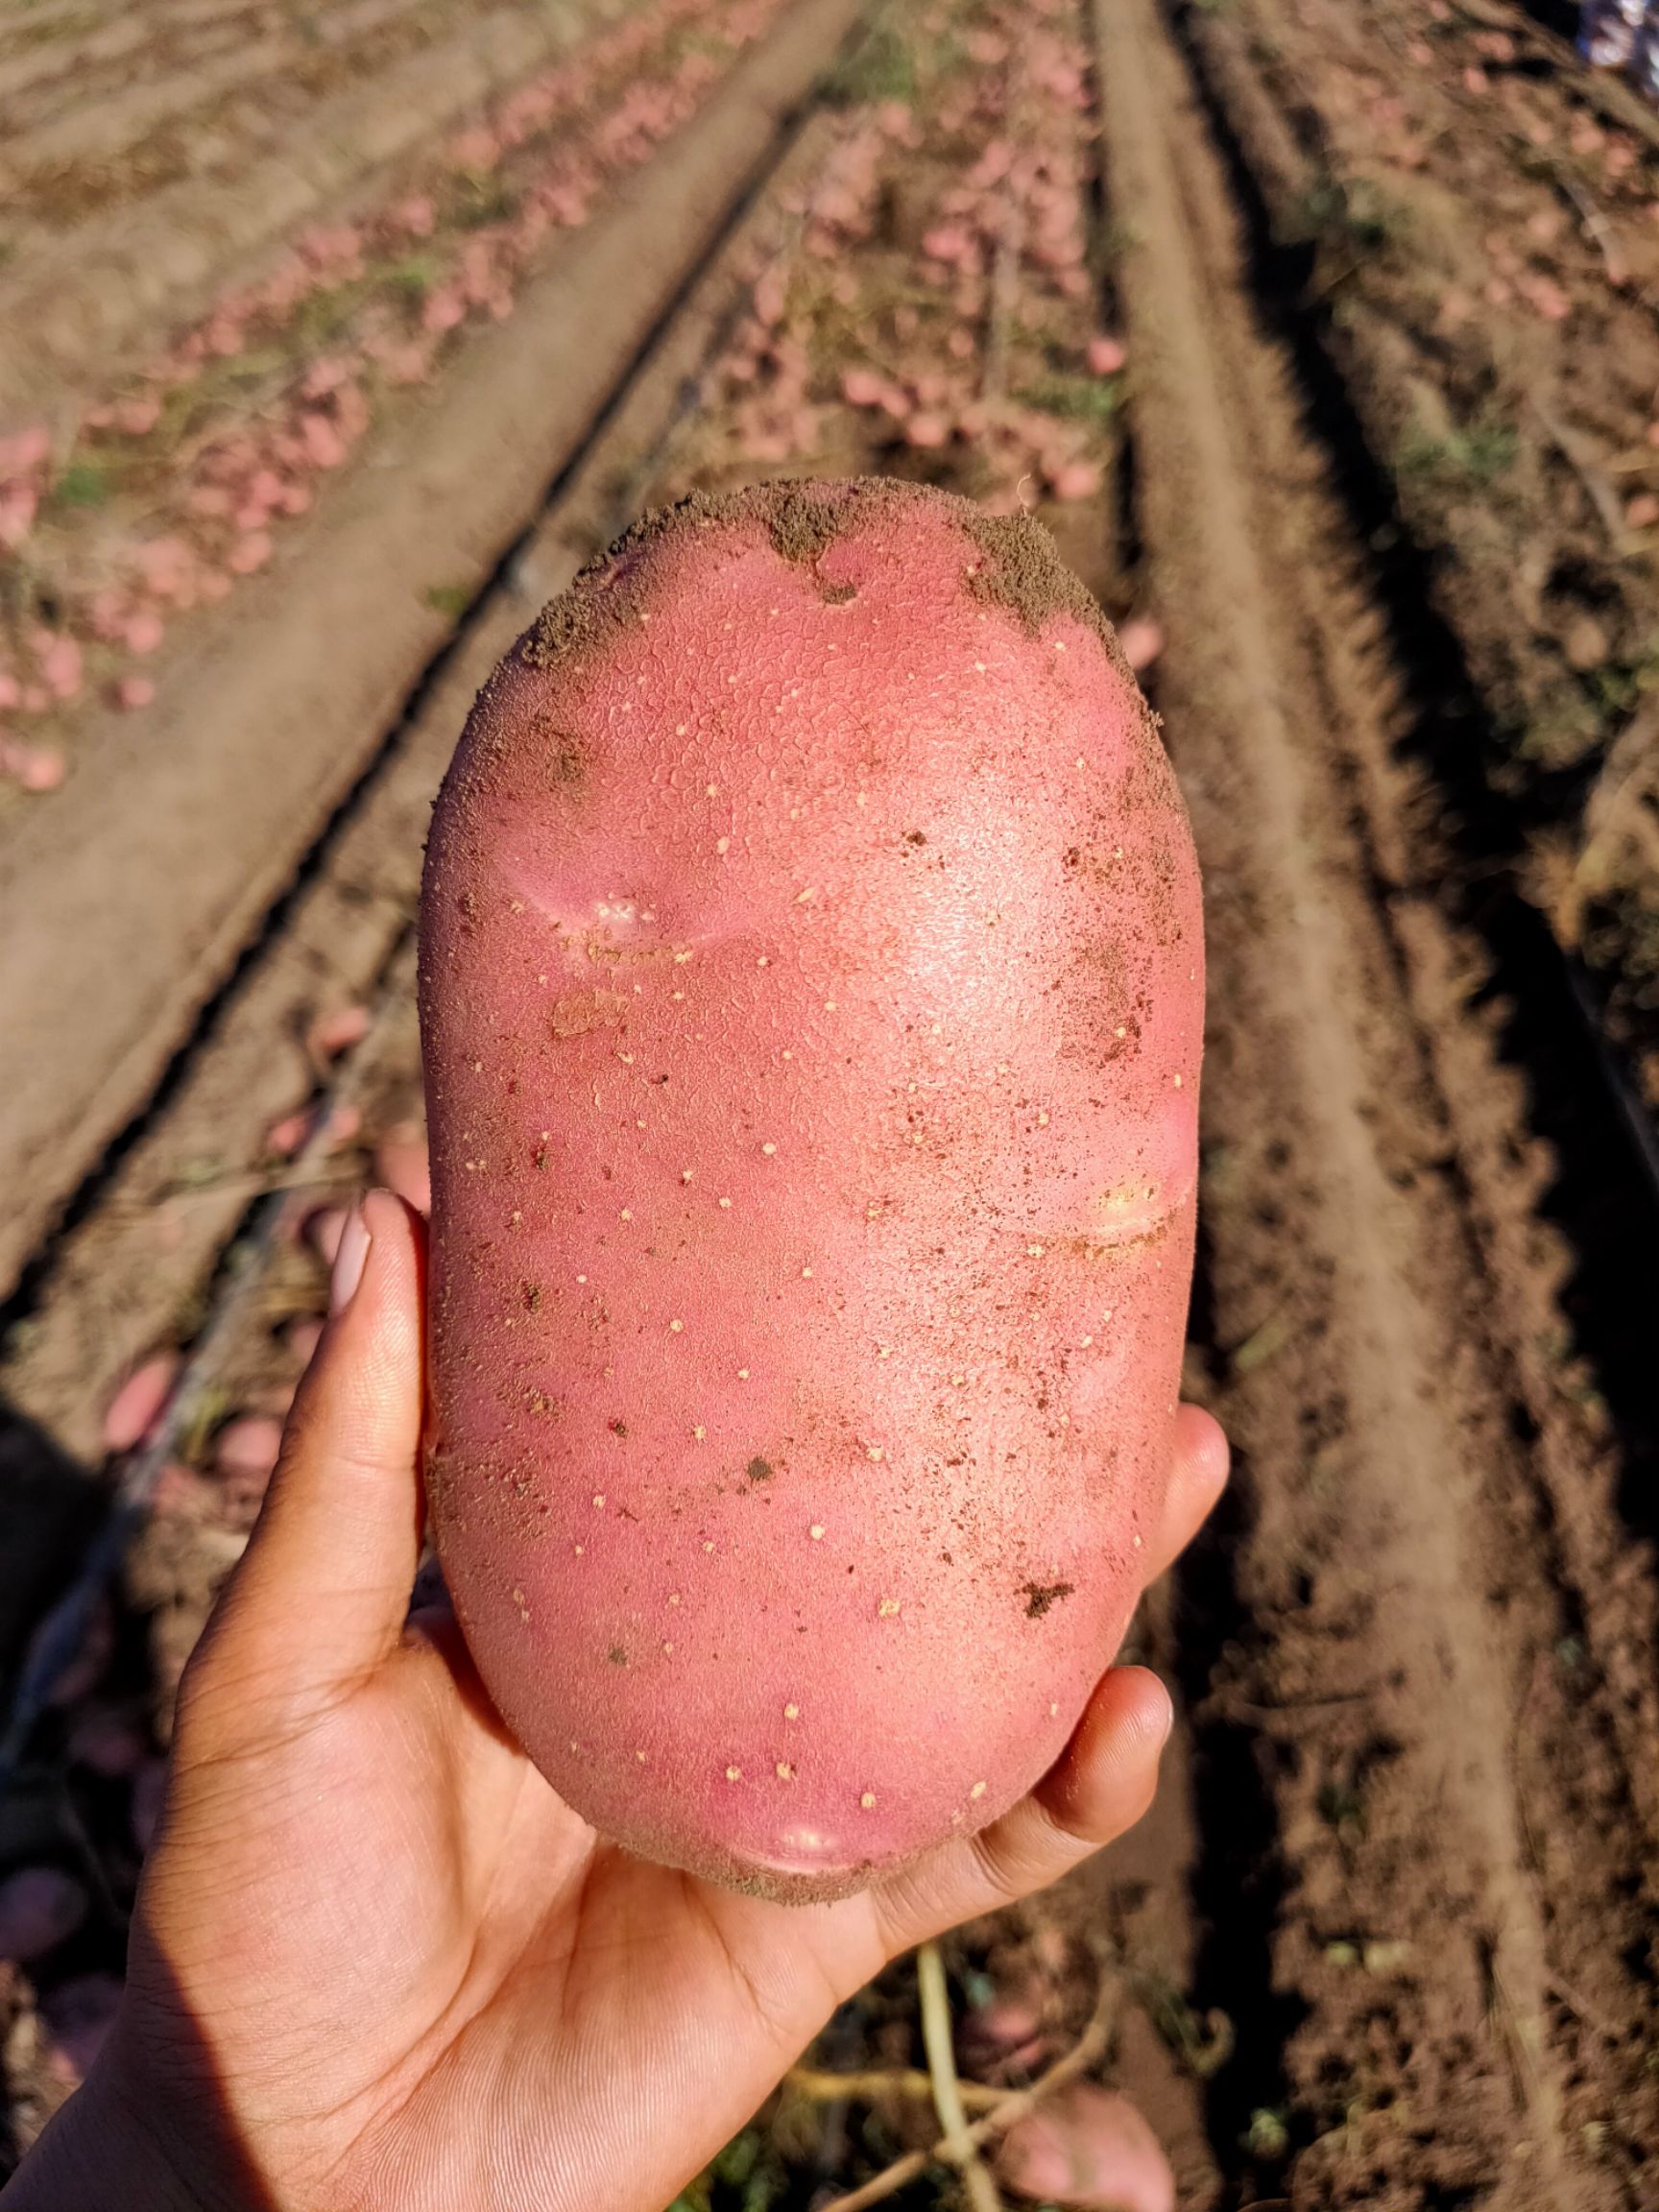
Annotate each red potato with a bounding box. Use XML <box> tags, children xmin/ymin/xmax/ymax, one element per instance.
<box><xmin>420</xmin><ymin>479</ymin><xmax>1202</xmax><ymax>1899</ymax></box>
<box><xmin>102</xmin><ymin>1352</ymin><xmax>180</xmax><ymax>1455</ymax></box>
<box><xmin>960</xmin><ymin>1985</ymin><xmax>1048</xmax><ymax>2077</ymax></box>
<box><xmin>374</xmin><ymin>1121</ymin><xmax>432</xmax><ymax>1214</ymax></box>
<box><xmin>215</xmin><ymin>1414</ymin><xmax>284</xmax><ymax>1480</ymax></box>
<box><xmin>42</xmin><ymin>1974</ymin><xmax>123</xmax><ymax>2087</ymax></box>
<box><xmin>0</xmin><ymin>1866</ymin><xmax>88</xmax><ymax>1963</ymax></box>
<box><xmin>998</xmin><ymin>2083</ymin><xmax>1175</xmax><ymax>2212</ymax></box>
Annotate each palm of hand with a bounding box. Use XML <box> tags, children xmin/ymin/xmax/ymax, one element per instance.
<box><xmin>132</xmin><ymin>1614</ymin><xmax>886</xmax><ymax>2212</ymax></box>
<box><xmin>40</xmin><ymin>1194</ymin><xmax>1221</xmax><ymax>2212</ymax></box>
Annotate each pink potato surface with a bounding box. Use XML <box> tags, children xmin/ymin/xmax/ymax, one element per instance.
<box><xmin>419</xmin><ymin>478</ymin><xmax>1202</xmax><ymax>1900</ymax></box>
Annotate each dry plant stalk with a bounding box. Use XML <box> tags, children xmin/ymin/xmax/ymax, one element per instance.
<box><xmin>811</xmin><ymin>1964</ymin><xmax>1120</xmax><ymax>2212</ymax></box>
<box><xmin>787</xmin><ymin>2067</ymin><xmax>1004</xmax><ymax>2113</ymax></box>
<box><xmin>917</xmin><ymin>1941</ymin><xmax>1002</xmax><ymax>2212</ymax></box>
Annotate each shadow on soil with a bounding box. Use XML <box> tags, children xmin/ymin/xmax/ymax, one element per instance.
<box><xmin>0</xmin><ymin>1407</ymin><xmax>101</xmax><ymax>1704</ymax></box>
<box><xmin>1169</xmin><ymin>1233</ymin><xmax>1309</xmax><ymax>2203</ymax></box>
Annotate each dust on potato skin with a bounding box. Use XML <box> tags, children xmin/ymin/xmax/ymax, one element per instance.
<box><xmin>503</xmin><ymin>474</ymin><xmax>1187</xmax><ymax>955</ymax></box>
<box><xmin>521</xmin><ymin>476</ymin><xmax>1154</xmax><ymax>709</ymax></box>
<box><xmin>418</xmin><ymin>475</ymin><xmax>1202</xmax><ymax>1889</ymax></box>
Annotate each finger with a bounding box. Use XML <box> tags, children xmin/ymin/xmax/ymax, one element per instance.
<box><xmin>867</xmin><ymin>1666</ymin><xmax>1172</xmax><ymax>1957</ymax></box>
<box><xmin>196</xmin><ymin>1190</ymin><xmax>427</xmax><ymax>1714</ymax></box>
<box><xmin>1140</xmin><ymin>1403</ymin><xmax>1229</xmax><ymax>1584</ymax></box>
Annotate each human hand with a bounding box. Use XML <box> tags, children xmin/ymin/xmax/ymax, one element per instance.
<box><xmin>5</xmin><ymin>1190</ymin><xmax>1226</xmax><ymax>2212</ymax></box>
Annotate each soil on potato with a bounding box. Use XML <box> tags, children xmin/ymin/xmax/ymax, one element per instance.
<box><xmin>4</xmin><ymin>0</ymin><xmax>1659</xmax><ymax>2203</ymax></box>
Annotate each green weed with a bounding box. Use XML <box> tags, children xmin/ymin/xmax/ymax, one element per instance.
<box><xmin>823</xmin><ymin>23</ymin><xmax>919</xmax><ymax>107</ymax></box>
<box><xmin>1015</xmin><ymin>373</ymin><xmax>1122</xmax><ymax>425</ymax></box>
<box><xmin>1395</xmin><ymin>410</ymin><xmax>1517</xmax><ymax>489</ymax></box>
<box><xmin>1245</xmin><ymin>2107</ymin><xmax>1290</xmax><ymax>2160</ymax></box>
<box><xmin>51</xmin><ymin>460</ymin><xmax>112</xmax><ymax>509</ymax></box>
<box><xmin>666</xmin><ymin>2126</ymin><xmax>790</xmax><ymax>2212</ymax></box>
<box><xmin>388</xmin><ymin>254</ymin><xmax>442</xmax><ymax>301</ymax></box>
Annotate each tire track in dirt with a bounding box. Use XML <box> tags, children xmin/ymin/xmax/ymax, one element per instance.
<box><xmin>1167</xmin><ymin>0</ymin><xmax>1659</xmax><ymax>1514</ymax></box>
<box><xmin>1094</xmin><ymin>0</ymin><xmax>1659</xmax><ymax>2198</ymax></box>
<box><xmin>1160</xmin><ymin>0</ymin><xmax>1659</xmax><ymax>1879</ymax></box>
<box><xmin>1153</xmin><ymin>0</ymin><xmax>1659</xmax><ymax>1866</ymax></box>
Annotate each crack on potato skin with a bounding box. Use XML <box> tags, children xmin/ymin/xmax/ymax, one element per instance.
<box><xmin>581</xmin><ymin>940</ymin><xmax>676</xmax><ymax>966</ymax></box>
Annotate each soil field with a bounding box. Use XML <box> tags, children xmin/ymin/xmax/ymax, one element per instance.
<box><xmin>2</xmin><ymin>0</ymin><xmax>1657</xmax><ymax>2204</ymax></box>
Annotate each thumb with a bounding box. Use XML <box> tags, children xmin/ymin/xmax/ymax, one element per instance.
<box><xmin>186</xmin><ymin>1190</ymin><xmax>427</xmax><ymax>1728</ymax></box>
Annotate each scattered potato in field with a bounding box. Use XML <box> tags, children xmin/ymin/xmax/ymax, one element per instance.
<box><xmin>959</xmin><ymin>1984</ymin><xmax>1048</xmax><ymax>2077</ymax></box>
<box><xmin>214</xmin><ymin>1415</ymin><xmax>283</xmax><ymax>1481</ymax></box>
<box><xmin>421</xmin><ymin>478</ymin><xmax>1202</xmax><ymax>1898</ymax></box>
<box><xmin>1118</xmin><ymin>616</ymin><xmax>1164</xmax><ymax>674</ymax></box>
<box><xmin>306</xmin><ymin>1003</ymin><xmax>372</xmax><ymax>1061</ymax></box>
<box><xmin>265</xmin><ymin>1108</ymin><xmax>312</xmax><ymax>1160</ymax></box>
<box><xmin>39</xmin><ymin>1974</ymin><xmax>123</xmax><ymax>2088</ymax></box>
<box><xmin>374</xmin><ymin>1122</ymin><xmax>432</xmax><ymax>1214</ymax></box>
<box><xmin>1046</xmin><ymin>457</ymin><xmax>1102</xmax><ymax>501</ymax></box>
<box><xmin>0</xmin><ymin>735</ymin><xmax>65</xmax><ymax>792</ymax></box>
<box><xmin>102</xmin><ymin>1351</ymin><xmax>180</xmax><ymax>1455</ymax></box>
<box><xmin>998</xmin><ymin>2082</ymin><xmax>1175</xmax><ymax>2212</ymax></box>
<box><xmin>0</xmin><ymin>1868</ymin><xmax>88</xmax><ymax>1965</ymax></box>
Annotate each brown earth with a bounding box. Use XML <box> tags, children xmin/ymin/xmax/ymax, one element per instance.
<box><xmin>1097</xmin><ymin>0</ymin><xmax>1659</xmax><ymax>2197</ymax></box>
<box><xmin>1173</xmin><ymin>0</ymin><xmax>1659</xmax><ymax>1114</ymax></box>
<box><xmin>3</xmin><ymin>0</ymin><xmax>1658</xmax><ymax>2203</ymax></box>
<box><xmin>0</xmin><ymin>0</ymin><xmax>637</xmax><ymax>418</ymax></box>
<box><xmin>0</xmin><ymin>0</ymin><xmax>865</xmax><ymax>1298</ymax></box>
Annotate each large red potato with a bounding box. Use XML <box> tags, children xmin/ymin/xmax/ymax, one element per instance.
<box><xmin>419</xmin><ymin>478</ymin><xmax>1202</xmax><ymax>1899</ymax></box>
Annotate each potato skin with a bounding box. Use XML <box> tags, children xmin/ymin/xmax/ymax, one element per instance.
<box><xmin>419</xmin><ymin>479</ymin><xmax>1202</xmax><ymax>1900</ymax></box>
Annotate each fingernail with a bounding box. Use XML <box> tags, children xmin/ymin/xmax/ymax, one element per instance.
<box><xmin>330</xmin><ymin>1201</ymin><xmax>372</xmax><ymax>1315</ymax></box>
<box><xmin>1156</xmin><ymin>1690</ymin><xmax>1176</xmax><ymax>1748</ymax></box>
